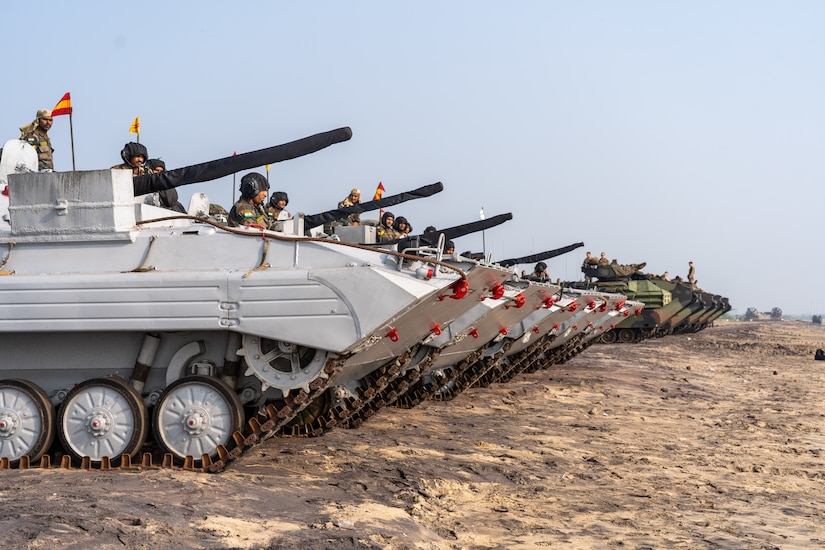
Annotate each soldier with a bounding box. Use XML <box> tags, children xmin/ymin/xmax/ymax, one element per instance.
<box><xmin>582</xmin><ymin>251</ymin><xmax>598</xmax><ymax>283</ymax></box>
<box><xmin>661</xmin><ymin>271</ymin><xmax>670</xmax><ymax>282</ymax></box>
<box><xmin>687</xmin><ymin>261</ymin><xmax>696</xmax><ymax>284</ymax></box>
<box><xmin>598</xmin><ymin>252</ymin><xmax>609</xmax><ymax>266</ymax></box>
<box><xmin>113</xmin><ymin>142</ymin><xmax>151</xmax><ymax>176</ymax></box>
<box><xmin>145</xmin><ymin>159</ymin><xmax>165</xmax><ymax>173</ymax></box>
<box><xmin>529</xmin><ymin>261</ymin><xmax>550</xmax><ymax>282</ymax></box>
<box><xmin>376</xmin><ymin>211</ymin><xmax>397</xmax><ymax>242</ymax></box>
<box><xmin>229</xmin><ymin>172</ymin><xmax>270</xmax><ymax>228</ymax></box>
<box><xmin>267</xmin><ymin>191</ymin><xmax>290</xmax><ymax>220</ymax></box>
<box><xmin>394</xmin><ymin>216</ymin><xmax>410</xmax><ymax>235</ymax></box>
<box><xmin>20</xmin><ymin>109</ymin><xmax>54</xmax><ymax>171</ymax></box>
<box><xmin>337</xmin><ymin>188</ymin><xmax>361</xmax><ymax>226</ymax></box>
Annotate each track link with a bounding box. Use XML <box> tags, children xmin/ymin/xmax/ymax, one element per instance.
<box><xmin>278</xmin><ymin>348</ymin><xmax>427</xmax><ymax>437</ymax></box>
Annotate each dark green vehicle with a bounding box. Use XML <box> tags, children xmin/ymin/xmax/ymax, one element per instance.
<box><xmin>575</xmin><ymin>262</ymin><xmax>730</xmax><ymax>343</ymax></box>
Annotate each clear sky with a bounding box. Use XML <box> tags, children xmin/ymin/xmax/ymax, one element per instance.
<box><xmin>3</xmin><ymin>2</ymin><xmax>823</xmax><ymax>315</ymax></box>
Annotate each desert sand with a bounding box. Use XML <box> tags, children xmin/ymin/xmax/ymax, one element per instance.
<box><xmin>1</xmin><ymin>320</ymin><xmax>824</xmax><ymax>549</ymax></box>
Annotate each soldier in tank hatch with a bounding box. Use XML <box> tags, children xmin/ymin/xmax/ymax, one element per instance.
<box><xmin>376</xmin><ymin>211</ymin><xmax>398</xmax><ymax>242</ymax></box>
<box><xmin>20</xmin><ymin>109</ymin><xmax>54</xmax><ymax>171</ymax></box>
<box><xmin>687</xmin><ymin>261</ymin><xmax>696</xmax><ymax>284</ymax></box>
<box><xmin>229</xmin><ymin>172</ymin><xmax>270</xmax><ymax>228</ymax></box>
<box><xmin>528</xmin><ymin>261</ymin><xmax>550</xmax><ymax>282</ymax></box>
<box><xmin>145</xmin><ymin>159</ymin><xmax>165</xmax><ymax>174</ymax></box>
<box><xmin>337</xmin><ymin>188</ymin><xmax>362</xmax><ymax>226</ymax></box>
<box><xmin>267</xmin><ymin>191</ymin><xmax>290</xmax><ymax>220</ymax></box>
<box><xmin>582</xmin><ymin>251</ymin><xmax>598</xmax><ymax>283</ymax></box>
<box><xmin>394</xmin><ymin>216</ymin><xmax>410</xmax><ymax>236</ymax></box>
<box><xmin>113</xmin><ymin>142</ymin><xmax>151</xmax><ymax>176</ymax></box>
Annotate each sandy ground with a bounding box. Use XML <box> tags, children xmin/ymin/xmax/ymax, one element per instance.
<box><xmin>1</xmin><ymin>320</ymin><xmax>824</xmax><ymax>549</ymax></box>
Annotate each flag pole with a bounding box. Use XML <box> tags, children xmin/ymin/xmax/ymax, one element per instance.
<box><xmin>68</xmin><ymin>112</ymin><xmax>76</xmax><ymax>170</ymax></box>
<box><xmin>480</xmin><ymin>207</ymin><xmax>486</xmax><ymax>261</ymax></box>
<box><xmin>232</xmin><ymin>151</ymin><xmax>237</xmax><ymax>204</ymax></box>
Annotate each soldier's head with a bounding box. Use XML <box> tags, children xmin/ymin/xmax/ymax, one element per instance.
<box><xmin>444</xmin><ymin>240</ymin><xmax>455</xmax><ymax>255</ymax></box>
<box><xmin>535</xmin><ymin>261</ymin><xmax>547</xmax><ymax>274</ymax></box>
<box><xmin>394</xmin><ymin>216</ymin><xmax>408</xmax><ymax>233</ymax></box>
<box><xmin>121</xmin><ymin>142</ymin><xmax>148</xmax><ymax>168</ymax></box>
<box><xmin>145</xmin><ymin>159</ymin><xmax>165</xmax><ymax>173</ymax></box>
<box><xmin>269</xmin><ymin>191</ymin><xmax>289</xmax><ymax>210</ymax></box>
<box><xmin>348</xmin><ymin>188</ymin><xmax>361</xmax><ymax>203</ymax></box>
<box><xmin>35</xmin><ymin>109</ymin><xmax>53</xmax><ymax>132</ymax></box>
<box><xmin>239</xmin><ymin>172</ymin><xmax>269</xmax><ymax>203</ymax></box>
<box><xmin>381</xmin><ymin>211</ymin><xmax>394</xmax><ymax>228</ymax></box>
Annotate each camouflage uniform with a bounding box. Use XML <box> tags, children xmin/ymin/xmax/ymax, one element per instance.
<box><xmin>229</xmin><ymin>197</ymin><xmax>270</xmax><ymax>228</ymax></box>
<box><xmin>336</xmin><ymin>198</ymin><xmax>361</xmax><ymax>225</ymax></box>
<box><xmin>23</xmin><ymin>130</ymin><xmax>53</xmax><ymax>171</ymax></box>
<box><xmin>376</xmin><ymin>224</ymin><xmax>399</xmax><ymax>243</ymax></box>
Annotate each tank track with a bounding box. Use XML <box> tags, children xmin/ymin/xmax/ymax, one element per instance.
<box><xmin>391</xmin><ymin>341</ymin><xmax>513</xmax><ymax>407</ymax></box>
<box><xmin>278</xmin><ymin>348</ymin><xmax>427</xmax><ymax>437</ymax></box>
<box><xmin>0</xmin><ymin>357</ymin><xmax>347</xmax><ymax>473</ymax></box>
<box><xmin>393</xmin><ymin>346</ymin><xmax>487</xmax><ymax>409</ymax></box>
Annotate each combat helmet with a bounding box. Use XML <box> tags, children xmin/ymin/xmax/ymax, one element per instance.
<box><xmin>239</xmin><ymin>172</ymin><xmax>269</xmax><ymax>199</ymax></box>
<box><xmin>269</xmin><ymin>191</ymin><xmax>289</xmax><ymax>208</ymax></box>
<box><xmin>121</xmin><ymin>142</ymin><xmax>148</xmax><ymax>167</ymax></box>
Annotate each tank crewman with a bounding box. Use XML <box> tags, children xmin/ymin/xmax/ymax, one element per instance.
<box><xmin>112</xmin><ymin>142</ymin><xmax>151</xmax><ymax>176</ymax></box>
<box><xmin>145</xmin><ymin>159</ymin><xmax>165</xmax><ymax>174</ymax></box>
<box><xmin>598</xmin><ymin>252</ymin><xmax>609</xmax><ymax>266</ymax></box>
<box><xmin>267</xmin><ymin>191</ymin><xmax>291</xmax><ymax>221</ymax></box>
<box><xmin>687</xmin><ymin>261</ymin><xmax>696</xmax><ymax>284</ymax></box>
<box><xmin>661</xmin><ymin>271</ymin><xmax>670</xmax><ymax>281</ymax></box>
<box><xmin>582</xmin><ymin>251</ymin><xmax>598</xmax><ymax>283</ymax></box>
<box><xmin>394</xmin><ymin>216</ymin><xmax>410</xmax><ymax>236</ymax></box>
<box><xmin>443</xmin><ymin>239</ymin><xmax>455</xmax><ymax>255</ymax></box>
<box><xmin>376</xmin><ymin>211</ymin><xmax>397</xmax><ymax>242</ymax></box>
<box><xmin>529</xmin><ymin>261</ymin><xmax>550</xmax><ymax>282</ymax></box>
<box><xmin>229</xmin><ymin>172</ymin><xmax>270</xmax><ymax>228</ymax></box>
<box><xmin>20</xmin><ymin>109</ymin><xmax>54</xmax><ymax>171</ymax></box>
<box><xmin>337</xmin><ymin>188</ymin><xmax>361</xmax><ymax>226</ymax></box>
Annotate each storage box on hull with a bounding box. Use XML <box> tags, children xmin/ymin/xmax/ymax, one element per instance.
<box><xmin>7</xmin><ymin>169</ymin><xmax>136</xmax><ymax>241</ymax></box>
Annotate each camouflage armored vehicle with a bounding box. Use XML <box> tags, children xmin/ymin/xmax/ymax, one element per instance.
<box><xmin>0</xmin><ymin>127</ymin><xmax>474</xmax><ymax>470</ymax></box>
<box><xmin>578</xmin><ymin>261</ymin><xmax>730</xmax><ymax>343</ymax></box>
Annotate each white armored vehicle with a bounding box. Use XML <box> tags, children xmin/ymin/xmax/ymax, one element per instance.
<box><xmin>0</xmin><ymin>128</ymin><xmax>474</xmax><ymax>470</ymax></box>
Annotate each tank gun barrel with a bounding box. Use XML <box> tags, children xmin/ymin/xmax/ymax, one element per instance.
<box><xmin>426</xmin><ymin>213</ymin><xmax>513</xmax><ymax>243</ymax></box>
<box><xmin>132</xmin><ymin>127</ymin><xmax>352</xmax><ymax>196</ymax></box>
<box><xmin>392</xmin><ymin>212</ymin><xmax>513</xmax><ymax>248</ymax></box>
<box><xmin>496</xmin><ymin>242</ymin><xmax>585</xmax><ymax>267</ymax></box>
<box><xmin>303</xmin><ymin>182</ymin><xmax>443</xmax><ymax>229</ymax></box>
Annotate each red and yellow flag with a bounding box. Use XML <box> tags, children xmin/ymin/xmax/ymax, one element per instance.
<box><xmin>372</xmin><ymin>182</ymin><xmax>385</xmax><ymax>200</ymax></box>
<box><xmin>129</xmin><ymin>117</ymin><xmax>140</xmax><ymax>134</ymax></box>
<box><xmin>52</xmin><ymin>92</ymin><xmax>72</xmax><ymax>116</ymax></box>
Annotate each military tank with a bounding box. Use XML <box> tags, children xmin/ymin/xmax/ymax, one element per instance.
<box><xmin>0</xmin><ymin>127</ymin><xmax>474</xmax><ymax>471</ymax></box>
<box><xmin>578</xmin><ymin>261</ymin><xmax>730</xmax><ymax>343</ymax></box>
